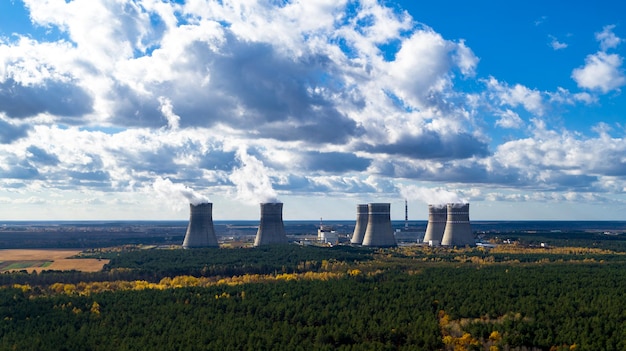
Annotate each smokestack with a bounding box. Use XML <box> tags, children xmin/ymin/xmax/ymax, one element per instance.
<box><xmin>351</xmin><ymin>204</ymin><xmax>368</xmax><ymax>245</ymax></box>
<box><xmin>254</xmin><ymin>202</ymin><xmax>288</xmax><ymax>246</ymax></box>
<box><xmin>423</xmin><ymin>204</ymin><xmax>447</xmax><ymax>246</ymax></box>
<box><xmin>441</xmin><ymin>203</ymin><xmax>474</xmax><ymax>247</ymax></box>
<box><xmin>182</xmin><ymin>203</ymin><xmax>219</xmax><ymax>248</ymax></box>
<box><xmin>362</xmin><ymin>203</ymin><xmax>397</xmax><ymax>247</ymax></box>
<box><xmin>404</xmin><ymin>199</ymin><xmax>409</xmax><ymax>230</ymax></box>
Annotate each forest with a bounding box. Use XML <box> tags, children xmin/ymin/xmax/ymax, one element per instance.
<box><xmin>3</xmin><ymin>242</ymin><xmax>626</xmax><ymax>350</ymax></box>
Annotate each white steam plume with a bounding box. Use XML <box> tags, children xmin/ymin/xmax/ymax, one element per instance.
<box><xmin>399</xmin><ymin>185</ymin><xmax>465</xmax><ymax>206</ymax></box>
<box><xmin>158</xmin><ymin>97</ymin><xmax>180</xmax><ymax>130</ymax></box>
<box><xmin>153</xmin><ymin>177</ymin><xmax>208</xmax><ymax>205</ymax></box>
<box><xmin>229</xmin><ymin>147</ymin><xmax>279</xmax><ymax>204</ymax></box>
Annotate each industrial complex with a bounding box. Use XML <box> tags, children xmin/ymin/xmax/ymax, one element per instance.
<box><xmin>182</xmin><ymin>200</ymin><xmax>475</xmax><ymax>248</ymax></box>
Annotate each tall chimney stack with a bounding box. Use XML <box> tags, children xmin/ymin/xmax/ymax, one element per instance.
<box><xmin>441</xmin><ymin>203</ymin><xmax>474</xmax><ymax>247</ymax></box>
<box><xmin>182</xmin><ymin>203</ymin><xmax>219</xmax><ymax>248</ymax></box>
<box><xmin>351</xmin><ymin>204</ymin><xmax>368</xmax><ymax>245</ymax></box>
<box><xmin>362</xmin><ymin>203</ymin><xmax>397</xmax><ymax>247</ymax></box>
<box><xmin>404</xmin><ymin>199</ymin><xmax>409</xmax><ymax>230</ymax></box>
<box><xmin>423</xmin><ymin>204</ymin><xmax>447</xmax><ymax>246</ymax></box>
<box><xmin>254</xmin><ymin>202</ymin><xmax>288</xmax><ymax>246</ymax></box>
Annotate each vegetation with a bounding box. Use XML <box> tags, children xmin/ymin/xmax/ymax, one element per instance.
<box><xmin>3</xmin><ymin>244</ymin><xmax>626</xmax><ymax>350</ymax></box>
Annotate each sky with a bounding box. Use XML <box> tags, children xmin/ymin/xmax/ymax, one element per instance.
<box><xmin>0</xmin><ymin>0</ymin><xmax>625</xmax><ymax>221</ymax></box>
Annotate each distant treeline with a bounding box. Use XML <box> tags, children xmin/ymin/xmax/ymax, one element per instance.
<box><xmin>102</xmin><ymin>245</ymin><xmax>374</xmax><ymax>280</ymax></box>
<box><xmin>485</xmin><ymin>231</ymin><xmax>626</xmax><ymax>251</ymax></box>
<box><xmin>0</xmin><ymin>245</ymin><xmax>374</xmax><ymax>286</ymax></box>
<box><xmin>0</xmin><ymin>231</ymin><xmax>184</xmax><ymax>249</ymax></box>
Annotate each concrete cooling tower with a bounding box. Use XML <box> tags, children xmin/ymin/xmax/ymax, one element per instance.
<box><xmin>362</xmin><ymin>203</ymin><xmax>397</xmax><ymax>247</ymax></box>
<box><xmin>441</xmin><ymin>203</ymin><xmax>475</xmax><ymax>247</ymax></box>
<box><xmin>182</xmin><ymin>203</ymin><xmax>219</xmax><ymax>248</ymax></box>
<box><xmin>423</xmin><ymin>204</ymin><xmax>447</xmax><ymax>246</ymax></box>
<box><xmin>254</xmin><ymin>202</ymin><xmax>288</xmax><ymax>246</ymax></box>
<box><xmin>350</xmin><ymin>204</ymin><xmax>368</xmax><ymax>245</ymax></box>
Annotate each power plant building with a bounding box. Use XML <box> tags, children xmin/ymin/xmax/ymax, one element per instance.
<box><xmin>254</xmin><ymin>202</ymin><xmax>288</xmax><ymax>246</ymax></box>
<box><xmin>361</xmin><ymin>203</ymin><xmax>397</xmax><ymax>247</ymax></box>
<box><xmin>441</xmin><ymin>203</ymin><xmax>475</xmax><ymax>247</ymax></box>
<box><xmin>182</xmin><ymin>203</ymin><xmax>219</xmax><ymax>248</ymax></box>
<box><xmin>350</xmin><ymin>204</ymin><xmax>368</xmax><ymax>245</ymax></box>
<box><xmin>423</xmin><ymin>204</ymin><xmax>447</xmax><ymax>246</ymax></box>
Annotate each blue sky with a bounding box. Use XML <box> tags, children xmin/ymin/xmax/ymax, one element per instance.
<box><xmin>0</xmin><ymin>0</ymin><xmax>625</xmax><ymax>221</ymax></box>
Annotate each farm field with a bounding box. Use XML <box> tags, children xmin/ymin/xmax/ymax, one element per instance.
<box><xmin>0</xmin><ymin>249</ymin><xmax>109</xmax><ymax>272</ymax></box>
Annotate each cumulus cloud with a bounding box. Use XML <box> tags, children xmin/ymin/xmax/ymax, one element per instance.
<box><xmin>0</xmin><ymin>0</ymin><xmax>625</xmax><ymax>219</ymax></box>
<box><xmin>572</xmin><ymin>52</ymin><xmax>625</xmax><ymax>93</ymax></box>
<box><xmin>485</xmin><ymin>77</ymin><xmax>544</xmax><ymax>116</ymax></box>
<box><xmin>398</xmin><ymin>184</ymin><xmax>465</xmax><ymax>205</ymax></box>
<box><xmin>495</xmin><ymin>109</ymin><xmax>524</xmax><ymax>129</ymax></box>
<box><xmin>596</xmin><ymin>25</ymin><xmax>622</xmax><ymax>51</ymax></box>
<box><xmin>572</xmin><ymin>25</ymin><xmax>625</xmax><ymax>93</ymax></box>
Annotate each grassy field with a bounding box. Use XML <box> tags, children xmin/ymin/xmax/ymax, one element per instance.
<box><xmin>0</xmin><ymin>249</ymin><xmax>109</xmax><ymax>272</ymax></box>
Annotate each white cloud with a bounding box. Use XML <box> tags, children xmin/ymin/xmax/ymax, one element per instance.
<box><xmin>485</xmin><ymin>77</ymin><xmax>544</xmax><ymax>116</ymax></box>
<box><xmin>548</xmin><ymin>35</ymin><xmax>567</xmax><ymax>50</ymax></box>
<box><xmin>454</xmin><ymin>39</ymin><xmax>479</xmax><ymax>77</ymax></box>
<box><xmin>495</xmin><ymin>109</ymin><xmax>524</xmax><ymax>129</ymax></box>
<box><xmin>572</xmin><ymin>52</ymin><xmax>626</xmax><ymax>93</ymax></box>
<box><xmin>596</xmin><ymin>25</ymin><xmax>622</xmax><ymax>51</ymax></box>
<box><xmin>1</xmin><ymin>0</ymin><xmax>625</xmax><ymax>220</ymax></box>
<box><xmin>398</xmin><ymin>184</ymin><xmax>464</xmax><ymax>204</ymax></box>
<box><xmin>571</xmin><ymin>25</ymin><xmax>625</xmax><ymax>93</ymax></box>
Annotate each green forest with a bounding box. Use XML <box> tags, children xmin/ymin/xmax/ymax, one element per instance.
<box><xmin>3</xmin><ymin>244</ymin><xmax>626</xmax><ymax>350</ymax></box>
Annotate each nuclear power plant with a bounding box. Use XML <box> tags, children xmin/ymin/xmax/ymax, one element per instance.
<box><xmin>423</xmin><ymin>205</ymin><xmax>447</xmax><ymax>246</ymax></box>
<box><xmin>440</xmin><ymin>203</ymin><xmax>475</xmax><ymax>247</ymax></box>
<box><xmin>178</xmin><ymin>199</ymin><xmax>471</xmax><ymax>249</ymax></box>
<box><xmin>350</xmin><ymin>204</ymin><xmax>368</xmax><ymax>245</ymax></box>
<box><xmin>254</xmin><ymin>202</ymin><xmax>288</xmax><ymax>246</ymax></box>
<box><xmin>361</xmin><ymin>203</ymin><xmax>397</xmax><ymax>247</ymax></box>
<box><xmin>182</xmin><ymin>203</ymin><xmax>219</xmax><ymax>248</ymax></box>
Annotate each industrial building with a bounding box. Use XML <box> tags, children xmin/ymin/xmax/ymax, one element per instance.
<box><xmin>423</xmin><ymin>204</ymin><xmax>447</xmax><ymax>246</ymax></box>
<box><xmin>350</xmin><ymin>204</ymin><xmax>368</xmax><ymax>245</ymax></box>
<box><xmin>441</xmin><ymin>203</ymin><xmax>475</xmax><ymax>247</ymax></box>
<box><xmin>182</xmin><ymin>203</ymin><xmax>219</xmax><ymax>248</ymax></box>
<box><xmin>254</xmin><ymin>202</ymin><xmax>288</xmax><ymax>246</ymax></box>
<box><xmin>361</xmin><ymin>203</ymin><xmax>397</xmax><ymax>247</ymax></box>
<box><xmin>318</xmin><ymin>224</ymin><xmax>339</xmax><ymax>245</ymax></box>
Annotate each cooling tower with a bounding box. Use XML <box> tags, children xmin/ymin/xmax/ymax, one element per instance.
<box><xmin>182</xmin><ymin>203</ymin><xmax>219</xmax><ymax>248</ymax></box>
<box><xmin>423</xmin><ymin>204</ymin><xmax>447</xmax><ymax>245</ymax></box>
<box><xmin>361</xmin><ymin>203</ymin><xmax>397</xmax><ymax>247</ymax></box>
<box><xmin>441</xmin><ymin>203</ymin><xmax>475</xmax><ymax>247</ymax></box>
<box><xmin>254</xmin><ymin>202</ymin><xmax>288</xmax><ymax>246</ymax></box>
<box><xmin>350</xmin><ymin>204</ymin><xmax>368</xmax><ymax>245</ymax></box>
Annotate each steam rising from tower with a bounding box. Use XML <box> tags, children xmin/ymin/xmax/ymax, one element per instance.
<box><xmin>350</xmin><ymin>204</ymin><xmax>368</xmax><ymax>245</ymax></box>
<box><xmin>254</xmin><ymin>202</ymin><xmax>288</xmax><ymax>246</ymax></box>
<box><xmin>362</xmin><ymin>203</ymin><xmax>397</xmax><ymax>247</ymax></box>
<box><xmin>182</xmin><ymin>203</ymin><xmax>219</xmax><ymax>248</ymax></box>
<box><xmin>441</xmin><ymin>203</ymin><xmax>475</xmax><ymax>247</ymax></box>
<box><xmin>423</xmin><ymin>204</ymin><xmax>447</xmax><ymax>245</ymax></box>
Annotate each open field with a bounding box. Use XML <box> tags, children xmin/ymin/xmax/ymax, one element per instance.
<box><xmin>0</xmin><ymin>249</ymin><xmax>109</xmax><ymax>272</ymax></box>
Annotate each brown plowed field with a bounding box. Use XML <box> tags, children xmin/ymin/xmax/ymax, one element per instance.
<box><xmin>0</xmin><ymin>249</ymin><xmax>109</xmax><ymax>272</ymax></box>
